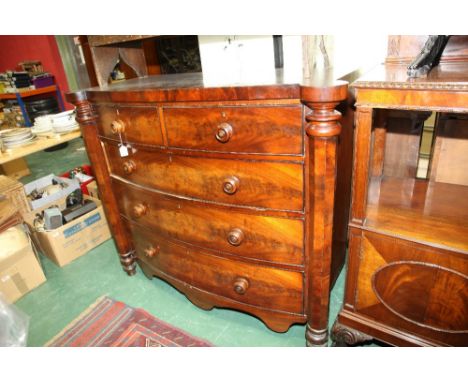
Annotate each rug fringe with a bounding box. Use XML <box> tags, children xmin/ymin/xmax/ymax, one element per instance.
<box><xmin>44</xmin><ymin>295</ymin><xmax>109</xmax><ymax>346</ymax></box>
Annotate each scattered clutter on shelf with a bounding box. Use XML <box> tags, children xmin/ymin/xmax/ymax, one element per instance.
<box><xmin>0</xmin><ymin>101</ymin><xmax>25</xmax><ymax>128</ymax></box>
<box><xmin>0</xmin><ymin>60</ymin><xmax>63</xmax><ymax>129</ymax></box>
<box><xmin>26</xmin><ymin>96</ymin><xmax>60</xmax><ymax>122</ymax></box>
<box><xmin>0</xmin><ymin>60</ymin><xmax>55</xmax><ymax>93</ymax></box>
<box><xmin>18</xmin><ymin>60</ymin><xmax>43</xmax><ymax>75</ymax></box>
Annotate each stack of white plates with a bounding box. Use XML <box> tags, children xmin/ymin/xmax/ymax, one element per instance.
<box><xmin>1</xmin><ymin>128</ymin><xmax>36</xmax><ymax>149</ymax></box>
<box><xmin>50</xmin><ymin>110</ymin><xmax>79</xmax><ymax>134</ymax></box>
<box><xmin>31</xmin><ymin>115</ymin><xmax>54</xmax><ymax>136</ymax></box>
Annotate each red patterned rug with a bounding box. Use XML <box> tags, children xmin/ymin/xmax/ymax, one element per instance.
<box><xmin>46</xmin><ymin>296</ymin><xmax>213</xmax><ymax>347</ymax></box>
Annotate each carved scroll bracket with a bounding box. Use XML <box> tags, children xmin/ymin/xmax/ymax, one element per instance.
<box><xmin>331</xmin><ymin>321</ymin><xmax>373</xmax><ymax>346</ymax></box>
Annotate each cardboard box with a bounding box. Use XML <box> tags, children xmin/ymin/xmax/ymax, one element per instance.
<box><xmin>86</xmin><ymin>180</ymin><xmax>99</xmax><ymax>199</ymax></box>
<box><xmin>0</xmin><ymin>158</ymin><xmax>31</xmax><ymax>180</ymax></box>
<box><xmin>24</xmin><ymin>196</ymin><xmax>111</xmax><ymax>267</ymax></box>
<box><xmin>0</xmin><ymin>175</ymin><xmax>31</xmax><ymax>215</ymax></box>
<box><xmin>23</xmin><ymin>174</ymin><xmax>80</xmax><ymax>211</ymax></box>
<box><xmin>0</xmin><ymin>225</ymin><xmax>46</xmax><ymax>303</ymax></box>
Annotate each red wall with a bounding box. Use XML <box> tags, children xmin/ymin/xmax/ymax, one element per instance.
<box><xmin>0</xmin><ymin>35</ymin><xmax>71</xmax><ymax>109</ymax></box>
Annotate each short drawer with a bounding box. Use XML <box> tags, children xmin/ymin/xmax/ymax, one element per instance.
<box><xmin>164</xmin><ymin>105</ymin><xmax>303</xmax><ymax>155</ymax></box>
<box><xmin>95</xmin><ymin>104</ymin><xmax>163</xmax><ymax>146</ymax></box>
<box><xmin>105</xmin><ymin>142</ymin><xmax>304</xmax><ymax>211</ymax></box>
<box><xmin>129</xmin><ymin>224</ymin><xmax>304</xmax><ymax>314</ymax></box>
<box><xmin>113</xmin><ymin>179</ymin><xmax>304</xmax><ymax>265</ymax></box>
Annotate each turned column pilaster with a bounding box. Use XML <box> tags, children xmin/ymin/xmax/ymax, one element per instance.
<box><xmin>74</xmin><ymin>96</ymin><xmax>136</xmax><ymax>275</ymax></box>
<box><xmin>302</xmin><ymin>82</ymin><xmax>347</xmax><ymax>346</ymax></box>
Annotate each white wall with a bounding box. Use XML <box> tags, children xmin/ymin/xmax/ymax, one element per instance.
<box><xmin>198</xmin><ymin>35</ymin><xmax>276</xmax><ymax>85</ymax></box>
<box><xmin>282</xmin><ymin>35</ymin><xmax>388</xmax><ymax>80</ymax></box>
<box><xmin>333</xmin><ymin>34</ymin><xmax>387</xmax><ymax>78</ymax></box>
<box><xmin>198</xmin><ymin>35</ymin><xmax>388</xmax><ymax>83</ymax></box>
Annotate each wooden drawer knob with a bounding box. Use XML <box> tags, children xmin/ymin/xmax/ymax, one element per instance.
<box><xmin>222</xmin><ymin>176</ymin><xmax>239</xmax><ymax>195</ymax></box>
<box><xmin>227</xmin><ymin>228</ymin><xmax>244</xmax><ymax>246</ymax></box>
<box><xmin>233</xmin><ymin>277</ymin><xmax>250</xmax><ymax>295</ymax></box>
<box><xmin>215</xmin><ymin>122</ymin><xmax>233</xmax><ymax>143</ymax></box>
<box><xmin>123</xmin><ymin>160</ymin><xmax>136</xmax><ymax>174</ymax></box>
<box><xmin>111</xmin><ymin>119</ymin><xmax>125</xmax><ymax>134</ymax></box>
<box><xmin>133</xmin><ymin>203</ymin><xmax>148</xmax><ymax>218</ymax></box>
<box><xmin>144</xmin><ymin>245</ymin><xmax>159</xmax><ymax>258</ymax></box>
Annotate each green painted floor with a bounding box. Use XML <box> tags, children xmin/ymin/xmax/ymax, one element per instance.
<box><xmin>13</xmin><ymin>138</ymin><xmax>369</xmax><ymax>346</ymax></box>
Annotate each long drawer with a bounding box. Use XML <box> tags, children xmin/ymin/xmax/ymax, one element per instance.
<box><xmin>129</xmin><ymin>223</ymin><xmax>304</xmax><ymax>314</ymax></box>
<box><xmin>163</xmin><ymin>105</ymin><xmax>303</xmax><ymax>155</ymax></box>
<box><xmin>95</xmin><ymin>104</ymin><xmax>163</xmax><ymax>146</ymax></box>
<box><xmin>113</xmin><ymin>178</ymin><xmax>304</xmax><ymax>265</ymax></box>
<box><xmin>104</xmin><ymin>142</ymin><xmax>304</xmax><ymax>211</ymax></box>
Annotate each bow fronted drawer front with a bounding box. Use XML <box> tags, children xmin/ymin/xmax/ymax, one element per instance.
<box><xmin>164</xmin><ymin>105</ymin><xmax>303</xmax><ymax>155</ymax></box>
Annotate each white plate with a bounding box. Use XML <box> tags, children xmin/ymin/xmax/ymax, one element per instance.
<box><xmin>2</xmin><ymin>128</ymin><xmax>32</xmax><ymax>139</ymax></box>
<box><xmin>35</xmin><ymin>115</ymin><xmax>52</xmax><ymax>122</ymax></box>
<box><xmin>2</xmin><ymin>132</ymin><xmax>33</xmax><ymax>143</ymax></box>
<box><xmin>53</xmin><ymin>124</ymin><xmax>79</xmax><ymax>132</ymax></box>
<box><xmin>53</xmin><ymin>121</ymin><xmax>78</xmax><ymax>128</ymax></box>
<box><xmin>52</xmin><ymin>126</ymin><xmax>80</xmax><ymax>135</ymax></box>
<box><xmin>32</xmin><ymin>128</ymin><xmax>53</xmax><ymax>135</ymax></box>
<box><xmin>4</xmin><ymin>135</ymin><xmax>37</xmax><ymax>148</ymax></box>
<box><xmin>51</xmin><ymin>111</ymin><xmax>76</xmax><ymax>125</ymax></box>
<box><xmin>51</xmin><ymin>110</ymin><xmax>75</xmax><ymax>118</ymax></box>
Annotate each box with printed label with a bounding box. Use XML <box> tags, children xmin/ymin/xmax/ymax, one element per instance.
<box><xmin>24</xmin><ymin>196</ymin><xmax>111</xmax><ymax>267</ymax></box>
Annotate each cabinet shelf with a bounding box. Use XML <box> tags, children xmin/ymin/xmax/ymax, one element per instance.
<box><xmin>0</xmin><ymin>85</ymin><xmax>65</xmax><ymax>126</ymax></box>
<box><xmin>363</xmin><ymin>176</ymin><xmax>468</xmax><ymax>254</ymax></box>
<box><xmin>0</xmin><ymin>85</ymin><xmax>59</xmax><ymax>100</ymax></box>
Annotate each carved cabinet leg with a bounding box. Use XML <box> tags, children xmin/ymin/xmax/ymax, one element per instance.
<box><xmin>331</xmin><ymin>321</ymin><xmax>373</xmax><ymax>346</ymax></box>
<box><xmin>75</xmin><ymin>97</ymin><xmax>136</xmax><ymax>275</ymax></box>
<box><xmin>302</xmin><ymin>83</ymin><xmax>348</xmax><ymax>347</ymax></box>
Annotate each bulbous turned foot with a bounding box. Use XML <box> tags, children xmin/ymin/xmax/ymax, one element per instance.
<box><xmin>120</xmin><ymin>250</ymin><xmax>137</xmax><ymax>276</ymax></box>
<box><xmin>331</xmin><ymin>321</ymin><xmax>373</xmax><ymax>347</ymax></box>
<box><xmin>305</xmin><ymin>325</ymin><xmax>328</xmax><ymax>347</ymax></box>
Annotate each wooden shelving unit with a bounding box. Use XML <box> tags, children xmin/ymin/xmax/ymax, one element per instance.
<box><xmin>0</xmin><ymin>84</ymin><xmax>65</xmax><ymax>126</ymax></box>
<box><xmin>332</xmin><ymin>61</ymin><xmax>468</xmax><ymax>347</ymax></box>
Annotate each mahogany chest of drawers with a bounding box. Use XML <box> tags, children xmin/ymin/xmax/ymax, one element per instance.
<box><xmin>67</xmin><ymin>71</ymin><xmax>350</xmax><ymax>346</ymax></box>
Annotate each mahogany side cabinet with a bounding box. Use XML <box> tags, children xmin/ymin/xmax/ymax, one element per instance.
<box><xmin>67</xmin><ymin>70</ymin><xmax>352</xmax><ymax>346</ymax></box>
<box><xmin>332</xmin><ymin>63</ymin><xmax>468</xmax><ymax>346</ymax></box>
